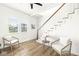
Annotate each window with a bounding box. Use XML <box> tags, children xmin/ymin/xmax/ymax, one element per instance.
<box><xmin>9</xmin><ymin>17</ymin><xmax>18</xmax><ymax>33</ymax></box>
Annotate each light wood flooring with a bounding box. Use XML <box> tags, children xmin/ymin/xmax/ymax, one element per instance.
<box><xmin>0</xmin><ymin>40</ymin><xmax>77</xmax><ymax>56</ymax></box>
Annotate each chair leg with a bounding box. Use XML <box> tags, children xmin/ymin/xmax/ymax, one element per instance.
<box><xmin>3</xmin><ymin>39</ymin><xmax>5</xmax><ymax>49</ymax></box>
<box><xmin>10</xmin><ymin>45</ymin><xmax>12</xmax><ymax>52</ymax></box>
<box><xmin>69</xmin><ymin>43</ymin><xmax>72</xmax><ymax>56</ymax></box>
<box><xmin>61</xmin><ymin>51</ymin><xmax>63</xmax><ymax>56</ymax></box>
<box><xmin>10</xmin><ymin>43</ymin><xmax>14</xmax><ymax>56</ymax></box>
<box><xmin>18</xmin><ymin>41</ymin><xmax>19</xmax><ymax>47</ymax></box>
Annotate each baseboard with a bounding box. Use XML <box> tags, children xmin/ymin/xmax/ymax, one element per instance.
<box><xmin>71</xmin><ymin>52</ymin><xmax>79</xmax><ymax>56</ymax></box>
<box><xmin>19</xmin><ymin>39</ymin><xmax>36</xmax><ymax>44</ymax></box>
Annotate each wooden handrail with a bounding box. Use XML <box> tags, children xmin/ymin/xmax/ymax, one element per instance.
<box><xmin>38</xmin><ymin>3</ymin><xmax>66</xmax><ymax>31</ymax></box>
<box><xmin>37</xmin><ymin>3</ymin><xmax>66</xmax><ymax>39</ymax></box>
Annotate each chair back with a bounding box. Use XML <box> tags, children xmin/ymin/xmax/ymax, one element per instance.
<box><xmin>60</xmin><ymin>36</ymin><xmax>70</xmax><ymax>46</ymax></box>
<box><xmin>45</xmin><ymin>35</ymin><xmax>59</xmax><ymax>42</ymax></box>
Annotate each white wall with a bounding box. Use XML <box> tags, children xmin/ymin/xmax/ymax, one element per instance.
<box><xmin>0</xmin><ymin>4</ymin><xmax>37</xmax><ymax>48</ymax></box>
<box><xmin>38</xmin><ymin>3</ymin><xmax>79</xmax><ymax>55</ymax></box>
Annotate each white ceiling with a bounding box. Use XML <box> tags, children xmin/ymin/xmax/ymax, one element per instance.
<box><xmin>2</xmin><ymin>3</ymin><xmax>60</xmax><ymax>17</ymax></box>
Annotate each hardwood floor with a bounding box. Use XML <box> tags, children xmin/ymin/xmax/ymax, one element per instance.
<box><xmin>0</xmin><ymin>40</ymin><xmax>60</xmax><ymax>56</ymax></box>
<box><xmin>0</xmin><ymin>40</ymin><xmax>76</xmax><ymax>56</ymax></box>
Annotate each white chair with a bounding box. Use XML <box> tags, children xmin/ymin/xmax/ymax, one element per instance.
<box><xmin>36</xmin><ymin>35</ymin><xmax>59</xmax><ymax>47</ymax></box>
<box><xmin>43</xmin><ymin>35</ymin><xmax>59</xmax><ymax>46</ymax></box>
<box><xmin>51</xmin><ymin>37</ymin><xmax>72</xmax><ymax>56</ymax></box>
<box><xmin>2</xmin><ymin>36</ymin><xmax>19</xmax><ymax>51</ymax></box>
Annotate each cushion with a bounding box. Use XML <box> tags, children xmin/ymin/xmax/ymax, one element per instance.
<box><xmin>46</xmin><ymin>36</ymin><xmax>59</xmax><ymax>43</ymax></box>
<box><xmin>4</xmin><ymin>36</ymin><xmax>12</xmax><ymax>40</ymax></box>
<box><xmin>3</xmin><ymin>36</ymin><xmax>18</xmax><ymax>43</ymax></box>
<box><xmin>46</xmin><ymin>37</ymin><xmax>53</xmax><ymax>42</ymax></box>
<box><xmin>10</xmin><ymin>39</ymin><xmax>18</xmax><ymax>43</ymax></box>
<box><xmin>59</xmin><ymin>36</ymin><xmax>69</xmax><ymax>46</ymax></box>
<box><xmin>52</xmin><ymin>43</ymin><xmax>64</xmax><ymax>53</ymax></box>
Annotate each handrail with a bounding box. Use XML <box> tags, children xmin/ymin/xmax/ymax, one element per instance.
<box><xmin>37</xmin><ymin>3</ymin><xmax>66</xmax><ymax>39</ymax></box>
<box><xmin>38</xmin><ymin>3</ymin><xmax>66</xmax><ymax>31</ymax></box>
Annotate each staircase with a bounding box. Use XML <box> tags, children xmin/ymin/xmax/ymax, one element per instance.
<box><xmin>49</xmin><ymin>4</ymin><xmax>79</xmax><ymax>31</ymax></box>
<box><xmin>37</xmin><ymin>3</ymin><xmax>79</xmax><ymax>40</ymax></box>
